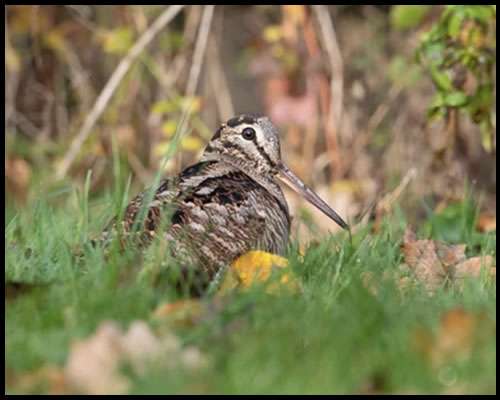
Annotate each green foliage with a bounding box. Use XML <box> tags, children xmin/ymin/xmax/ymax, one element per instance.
<box><xmin>416</xmin><ymin>5</ymin><xmax>496</xmax><ymax>152</ymax></box>
<box><xmin>5</xmin><ymin>193</ymin><xmax>496</xmax><ymax>394</ymax></box>
<box><xmin>390</xmin><ymin>5</ymin><xmax>431</xmax><ymax>30</ymax></box>
<box><xmin>388</xmin><ymin>55</ymin><xmax>423</xmax><ymax>89</ymax></box>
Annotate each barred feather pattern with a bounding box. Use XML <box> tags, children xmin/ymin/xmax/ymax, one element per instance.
<box><xmin>102</xmin><ymin>160</ymin><xmax>291</xmax><ymax>279</ymax></box>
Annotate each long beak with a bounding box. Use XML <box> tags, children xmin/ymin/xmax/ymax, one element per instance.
<box><xmin>278</xmin><ymin>162</ymin><xmax>348</xmax><ymax>230</ymax></box>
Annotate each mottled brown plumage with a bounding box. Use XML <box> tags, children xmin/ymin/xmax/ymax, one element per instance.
<box><xmin>102</xmin><ymin>114</ymin><xmax>347</xmax><ymax>286</ymax></box>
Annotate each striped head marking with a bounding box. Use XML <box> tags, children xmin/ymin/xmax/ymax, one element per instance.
<box><xmin>201</xmin><ymin>114</ymin><xmax>349</xmax><ymax>230</ymax></box>
<box><xmin>201</xmin><ymin>114</ymin><xmax>281</xmax><ymax>175</ymax></box>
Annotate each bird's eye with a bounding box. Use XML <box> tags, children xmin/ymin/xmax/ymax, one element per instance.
<box><xmin>242</xmin><ymin>127</ymin><xmax>256</xmax><ymax>140</ymax></box>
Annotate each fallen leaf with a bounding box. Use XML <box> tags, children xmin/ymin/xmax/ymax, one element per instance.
<box><xmin>5</xmin><ymin>281</ymin><xmax>49</xmax><ymax>301</ymax></box>
<box><xmin>453</xmin><ymin>255</ymin><xmax>496</xmax><ymax>280</ymax></box>
<box><xmin>361</xmin><ymin>268</ymin><xmax>415</xmax><ymax>296</ymax></box>
<box><xmin>414</xmin><ymin>308</ymin><xmax>493</xmax><ymax>367</ymax></box>
<box><xmin>403</xmin><ymin>228</ymin><xmax>418</xmax><ymax>243</ymax></box>
<box><xmin>152</xmin><ymin>299</ymin><xmax>203</xmax><ymax>327</ymax></box>
<box><xmin>65</xmin><ymin>320</ymin><xmax>207</xmax><ymax>395</ymax></box>
<box><xmin>220</xmin><ymin>250</ymin><xmax>299</xmax><ymax>294</ymax></box>
<box><xmin>400</xmin><ymin>238</ymin><xmax>448</xmax><ymax>291</ymax></box>
<box><xmin>477</xmin><ymin>214</ymin><xmax>496</xmax><ymax>232</ymax></box>
<box><xmin>65</xmin><ymin>322</ymin><xmax>129</xmax><ymax>395</ymax></box>
<box><xmin>5</xmin><ymin>156</ymin><xmax>32</xmax><ymax>202</ymax></box>
<box><xmin>359</xmin><ymin>372</ymin><xmax>388</xmax><ymax>395</ymax></box>
<box><xmin>360</xmin><ymin>271</ymin><xmax>380</xmax><ymax>295</ymax></box>
<box><xmin>5</xmin><ymin>365</ymin><xmax>70</xmax><ymax>395</ymax></box>
<box><xmin>400</xmin><ymin>227</ymin><xmax>496</xmax><ymax>293</ymax></box>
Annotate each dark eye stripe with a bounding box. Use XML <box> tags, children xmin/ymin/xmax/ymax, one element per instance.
<box><xmin>248</xmin><ymin>128</ymin><xmax>276</xmax><ymax>169</ymax></box>
<box><xmin>254</xmin><ymin>142</ymin><xmax>275</xmax><ymax>169</ymax></box>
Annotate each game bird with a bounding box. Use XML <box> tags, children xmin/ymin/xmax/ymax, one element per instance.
<box><xmin>102</xmin><ymin>114</ymin><xmax>348</xmax><ymax>290</ymax></box>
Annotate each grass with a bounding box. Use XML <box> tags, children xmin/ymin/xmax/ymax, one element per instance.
<box><xmin>4</xmin><ymin>186</ymin><xmax>496</xmax><ymax>394</ymax></box>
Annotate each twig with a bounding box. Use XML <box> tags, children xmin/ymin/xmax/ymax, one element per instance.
<box><xmin>301</xmin><ymin>21</ymin><xmax>320</xmax><ymax>184</ymax></box>
<box><xmin>349</xmin><ymin>167</ymin><xmax>417</xmax><ymax>234</ymax></box>
<box><xmin>56</xmin><ymin>5</ymin><xmax>185</xmax><ymax>179</ymax></box>
<box><xmin>313</xmin><ymin>5</ymin><xmax>343</xmax><ymax>129</ymax></box>
<box><xmin>127</xmin><ymin>151</ymin><xmax>152</xmax><ymax>185</ymax></box>
<box><xmin>372</xmin><ymin>167</ymin><xmax>417</xmax><ymax>233</ymax></box>
<box><xmin>207</xmin><ymin>32</ymin><xmax>235</xmax><ymax>122</ymax></box>
<box><xmin>376</xmin><ymin>168</ymin><xmax>417</xmax><ymax>215</ymax></box>
<box><xmin>185</xmin><ymin>5</ymin><xmax>214</xmax><ymax>99</ymax></box>
<box><xmin>183</xmin><ymin>6</ymin><xmax>202</xmax><ymax>46</ymax></box>
<box><xmin>11</xmin><ymin>111</ymin><xmax>38</xmax><ymax>139</ymax></box>
<box><xmin>5</xmin><ymin>11</ymin><xmax>20</xmax><ymax>135</ymax></box>
<box><xmin>65</xmin><ymin>5</ymin><xmax>103</xmax><ymax>34</ymax></box>
<box><xmin>303</xmin><ymin>17</ymin><xmax>335</xmax><ymax>181</ymax></box>
<box><xmin>352</xmin><ymin>81</ymin><xmax>404</xmax><ymax>156</ymax></box>
<box><xmin>312</xmin><ymin>5</ymin><xmax>344</xmax><ymax>177</ymax></box>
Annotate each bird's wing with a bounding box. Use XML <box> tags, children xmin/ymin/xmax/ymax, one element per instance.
<box><xmin>101</xmin><ymin>161</ymin><xmax>272</xmax><ymax>276</ymax></box>
<box><xmin>168</xmin><ymin>164</ymin><xmax>271</xmax><ymax>276</ymax></box>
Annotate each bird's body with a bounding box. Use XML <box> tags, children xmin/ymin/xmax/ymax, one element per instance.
<box><xmin>102</xmin><ymin>114</ymin><xmax>347</xmax><ymax>288</ymax></box>
<box><xmin>107</xmin><ymin>159</ymin><xmax>290</xmax><ymax>279</ymax></box>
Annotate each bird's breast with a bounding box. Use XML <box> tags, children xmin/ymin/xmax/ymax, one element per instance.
<box><xmin>166</xmin><ymin>162</ymin><xmax>291</xmax><ymax>275</ymax></box>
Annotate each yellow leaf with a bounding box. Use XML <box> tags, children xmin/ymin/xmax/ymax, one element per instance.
<box><xmin>282</xmin><ymin>5</ymin><xmax>306</xmax><ymax>25</ymax></box>
<box><xmin>103</xmin><ymin>28</ymin><xmax>133</xmax><ymax>54</ymax></box>
<box><xmin>180</xmin><ymin>96</ymin><xmax>202</xmax><ymax>113</ymax></box>
<box><xmin>331</xmin><ymin>179</ymin><xmax>364</xmax><ymax>194</ymax></box>
<box><xmin>152</xmin><ymin>101</ymin><xmax>178</xmax><ymax>115</ymax></box>
<box><xmin>161</xmin><ymin>120</ymin><xmax>178</xmax><ymax>137</ymax></box>
<box><xmin>220</xmin><ymin>250</ymin><xmax>299</xmax><ymax>294</ymax></box>
<box><xmin>154</xmin><ymin>141</ymin><xmax>171</xmax><ymax>157</ymax></box>
<box><xmin>5</xmin><ymin>45</ymin><xmax>20</xmax><ymax>72</ymax></box>
<box><xmin>10</xmin><ymin>5</ymin><xmax>48</xmax><ymax>34</ymax></box>
<box><xmin>271</xmin><ymin>43</ymin><xmax>286</xmax><ymax>58</ymax></box>
<box><xmin>180</xmin><ymin>136</ymin><xmax>204</xmax><ymax>152</ymax></box>
<box><xmin>263</xmin><ymin>25</ymin><xmax>282</xmax><ymax>42</ymax></box>
<box><xmin>44</xmin><ymin>29</ymin><xmax>68</xmax><ymax>55</ymax></box>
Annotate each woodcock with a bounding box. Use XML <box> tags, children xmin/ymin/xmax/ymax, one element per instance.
<box><xmin>102</xmin><ymin>114</ymin><xmax>347</xmax><ymax>288</ymax></box>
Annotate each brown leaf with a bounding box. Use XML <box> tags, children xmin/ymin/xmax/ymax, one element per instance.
<box><xmin>434</xmin><ymin>242</ymin><xmax>467</xmax><ymax>268</ymax></box>
<box><xmin>361</xmin><ymin>268</ymin><xmax>416</xmax><ymax>297</ymax></box>
<box><xmin>360</xmin><ymin>271</ymin><xmax>379</xmax><ymax>295</ymax></box>
<box><xmin>477</xmin><ymin>214</ymin><xmax>496</xmax><ymax>232</ymax></box>
<box><xmin>401</xmin><ymin>238</ymin><xmax>448</xmax><ymax>291</ymax></box>
<box><xmin>453</xmin><ymin>255</ymin><xmax>496</xmax><ymax>280</ymax></box>
<box><xmin>5</xmin><ymin>156</ymin><xmax>32</xmax><ymax>202</ymax></box>
<box><xmin>400</xmin><ymin>228</ymin><xmax>496</xmax><ymax>293</ymax></box>
<box><xmin>152</xmin><ymin>299</ymin><xmax>203</xmax><ymax>327</ymax></box>
<box><xmin>152</xmin><ymin>296</ymin><xmax>234</xmax><ymax>331</ymax></box>
<box><xmin>65</xmin><ymin>322</ymin><xmax>129</xmax><ymax>395</ymax></box>
<box><xmin>5</xmin><ymin>281</ymin><xmax>49</xmax><ymax>301</ymax></box>
<box><xmin>403</xmin><ymin>226</ymin><xmax>418</xmax><ymax>243</ymax></box>
<box><xmin>65</xmin><ymin>320</ymin><xmax>207</xmax><ymax>395</ymax></box>
<box><xmin>5</xmin><ymin>365</ymin><xmax>70</xmax><ymax>395</ymax></box>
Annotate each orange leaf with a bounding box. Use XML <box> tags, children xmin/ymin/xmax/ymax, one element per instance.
<box><xmin>414</xmin><ymin>308</ymin><xmax>493</xmax><ymax>367</ymax></box>
<box><xmin>477</xmin><ymin>214</ymin><xmax>496</xmax><ymax>232</ymax></box>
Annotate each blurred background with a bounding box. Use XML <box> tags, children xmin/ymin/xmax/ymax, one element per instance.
<box><xmin>4</xmin><ymin>5</ymin><xmax>496</xmax><ymax>239</ymax></box>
